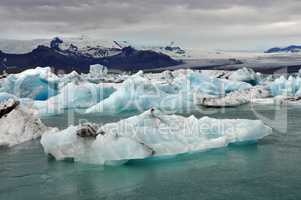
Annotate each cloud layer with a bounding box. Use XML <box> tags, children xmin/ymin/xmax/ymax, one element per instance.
<box><xmin>1</xmin><ymin>0</ymin><xmax>301</xmax><ymax>50</ymax></box>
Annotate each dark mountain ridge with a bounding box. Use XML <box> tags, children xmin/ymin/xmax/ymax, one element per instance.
<box><xmin>0</xmin><ymin>44</ymin><xmax>181</xmax><ymax>74</ymax></box>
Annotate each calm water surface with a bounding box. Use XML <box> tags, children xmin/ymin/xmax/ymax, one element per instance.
<box><xmin>1</xmin><ymin>105</ymin><xmax>301</xmax><ymax>200</ymax></box>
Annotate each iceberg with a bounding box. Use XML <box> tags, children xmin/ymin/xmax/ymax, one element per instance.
<box><xmin>0</xmin><ymin>92</ymin><xmax>17</xmax><ymax>102</ymax></box>
<box><xmin>41</xmin><ymin>109</ymin><xmax>272</xmax><ymax>165</ymax></box>
<box><xmin>33</xmin><ymin>80</ymin><xmax>116</xmax><ymax>115</ymax></box>
<box><xmin>85</xmin><ymin>71</ymin><xmax>187</xmax><ymax>115</ymax></box>
<box><xmin>228</xmin><ymin>67</ymin><xmax>259</xmax><ymax>85</ymax></box>
<box><xmin>57</xmin><ymin>70</ymin><xmax>82</xmax><ymax>89</ymax></box>
<box><xmin>197</xmin><ymin>86</ymin><xmax>270</xmax><ymax>107</ymax></box>
<box><xmin>88</xmin><ymin>64</ymin><xmax>108</xmax><ymax>79</ymax></box>
<box><xmin>0</xmin><ymin>96</ymin><xmax>50</xmax><ymax>147</ymax></box>
<box><xmin>173</xmin><ymin>69</ymin><xmax>252</xmax><ymax>96</ymax></box>
<box><xmin>0</xmin><ymin>67</ymin><xmax>59</xmax><ymax>100</ymax></box>
<box><xmin>86</xmin><ymin>70</ymin><xmax>251</xmax><ymax>115</ymax></box>
<box><xmin>269</xmin><ymin>76</ymin><xmax>301</xmax><ymax>97</ymax></box>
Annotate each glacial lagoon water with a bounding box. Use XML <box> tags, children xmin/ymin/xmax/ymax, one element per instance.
<box><xmin>1</xmin><ymin>105</ymin><xmax>301</xmax><ymax>200</ymax></box>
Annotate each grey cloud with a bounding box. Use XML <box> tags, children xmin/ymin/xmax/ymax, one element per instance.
<box><xmin>0</xmin><ymin>0</ymin><xmax>301</xmax><ymax>50</ymax></box>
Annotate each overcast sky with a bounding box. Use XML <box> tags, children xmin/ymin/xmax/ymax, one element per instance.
<box><xmin>0</xmin><ymin>0</ymin><xmax>301</xmax><ymax>51</ymax></box>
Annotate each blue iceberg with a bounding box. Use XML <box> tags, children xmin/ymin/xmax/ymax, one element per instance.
<box><xmin>269</xmin><ymin>76</ymin><xmax>301</xmax><ymax>97</ymax></box>
<box><xmin>0</xmin><ymin>67</ymin><xmax>59</xmax><ymax>100</ymax></box>
<box><xmin>86</xmin><ymin>70</ymin><xmax>251</xmax><ymax>115</ymax></box>
<box><xmin>41</xmin><ymin>109</ymin><xmax>272</xmax><ymax>165</ymax></box>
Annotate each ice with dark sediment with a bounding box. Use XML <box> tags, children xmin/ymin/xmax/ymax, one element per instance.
<box><xmin>41</xmin><ymin>109</ymin><xmax>272</xmax><ymax>165</ymax></box>
<box><xmin>197</xmin><ymin>86</ymin><xmax>270</xmax><ymax>107</ymax></box>
<box><xmin>0</xmin><ymin>93</ymin><xmax>51</xmax><ymax>147</ymax></box>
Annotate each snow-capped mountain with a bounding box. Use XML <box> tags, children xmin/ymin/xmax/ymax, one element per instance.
<box><xmin>0</xmin><ymin>37</ymin><xmax>181</xmax><ymax>73</ymax></box>
<box><xmin>0</xmin><ymin>36</ymin><xmax>127</xmax><ymax>57</ymax></box>
<box><xmin>0</xmin><ymin>36</ymin><xmax>187</xmax><ymax>59</ymax></box>
<box><xmin>265</xmin><ymin>45</ymin><xmax>301</xmax><ymax>53</ymax></box>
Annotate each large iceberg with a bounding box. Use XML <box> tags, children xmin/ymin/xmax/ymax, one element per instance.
<box><xmin>0</xmin><ymin>94</ymin><xmax>50</xmax><ymax>147</ymax></box>
<box><xmin>33</xmin><ymin>80</ymin><xmax>116</xmax><ymax>115</ymax></box>
<box><xmin>41</xmin><ymin>109</ymin><xmax>272</xmax><ymax>165</ymax></box>
<box><xmin>86</xmin><ymin>70</ymin><xmax>251</xmax><ymax>115</ymax></box>
<box><xmin>85</xmin><ymin>71</ymin><xmax>186</xmax><ymax>115</ymax></box>
<box><xmin>0</xmin><ymin>67</ymin><xmax>59</xmax><ymax>100</ymax></box>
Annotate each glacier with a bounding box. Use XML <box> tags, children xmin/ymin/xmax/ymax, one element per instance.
<box><xmin>41</xmin><ymin>109</ymin><xmax>272</xmax><ymax>165</ymax></box>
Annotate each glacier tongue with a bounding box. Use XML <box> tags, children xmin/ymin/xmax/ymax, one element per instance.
<box><xmin>41</xmin><ymin>109</ymin><xmax>272</xmax><ymax>165</ymax></box>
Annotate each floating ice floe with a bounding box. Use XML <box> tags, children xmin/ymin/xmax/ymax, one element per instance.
<box><xmin>80</xmin><ymin>64</ymin><xmax>128</xmax><ymax>83</ymax></box>
<box><xmin>86</xmin><ymin>70</ymin><xmax>251</xmax><ymax>115</ymax></box>
<box><xmin>0</xmin><ymin>67</ymin><xmax>59</xmax><ymax>100</ymax></box>
<box><xmin>252</xmin><ymin>95</ymin><xmax>301</xmax><ymax>105</ymax></box>
<box><xmin>0</xmin><ymin>94</ymin><xmax>51</xmax><ymax>147</ymax></box>
<box><xmin>41</xmin><ymin>109</ymin><xmax>272</xmax><ymax>165</ymax></box>
<box><xmin>197</xmin><ymin>86</ymin><xmax>270</xmax><ymax>107</ymax></box>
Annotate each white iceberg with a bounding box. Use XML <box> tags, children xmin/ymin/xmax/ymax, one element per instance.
<box><xmin>228</xmin><ymin>67</ymin><xmax>259</xmax><ymax>85</ymax></box>
<box><xmin>197</xmin><ymin>86</ymin><xmax>270</xmax><ymax>107</ymax></box>
<box><xmin>0</xmin><ymin>96</ymin><xmax>51</xmax><ymax>147</ymax></box>
<box><xmin>88</xmin><ymin>64</ymin><xmax>108</xmax><ymax>79</ymax></box>
<box><xmin>41</xmin><ymin>109</ymin><xmax>272</xmax><ymax>165</ymax></box>
<box><xmin>0</xmin><ymin>67</ymin><xmax>59</xmax><ymax>100</ymax></box>
<box><xmin>57</xmin><ymin>71</ymin><xmax>82</xmax><ymax>89</ymax></box>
